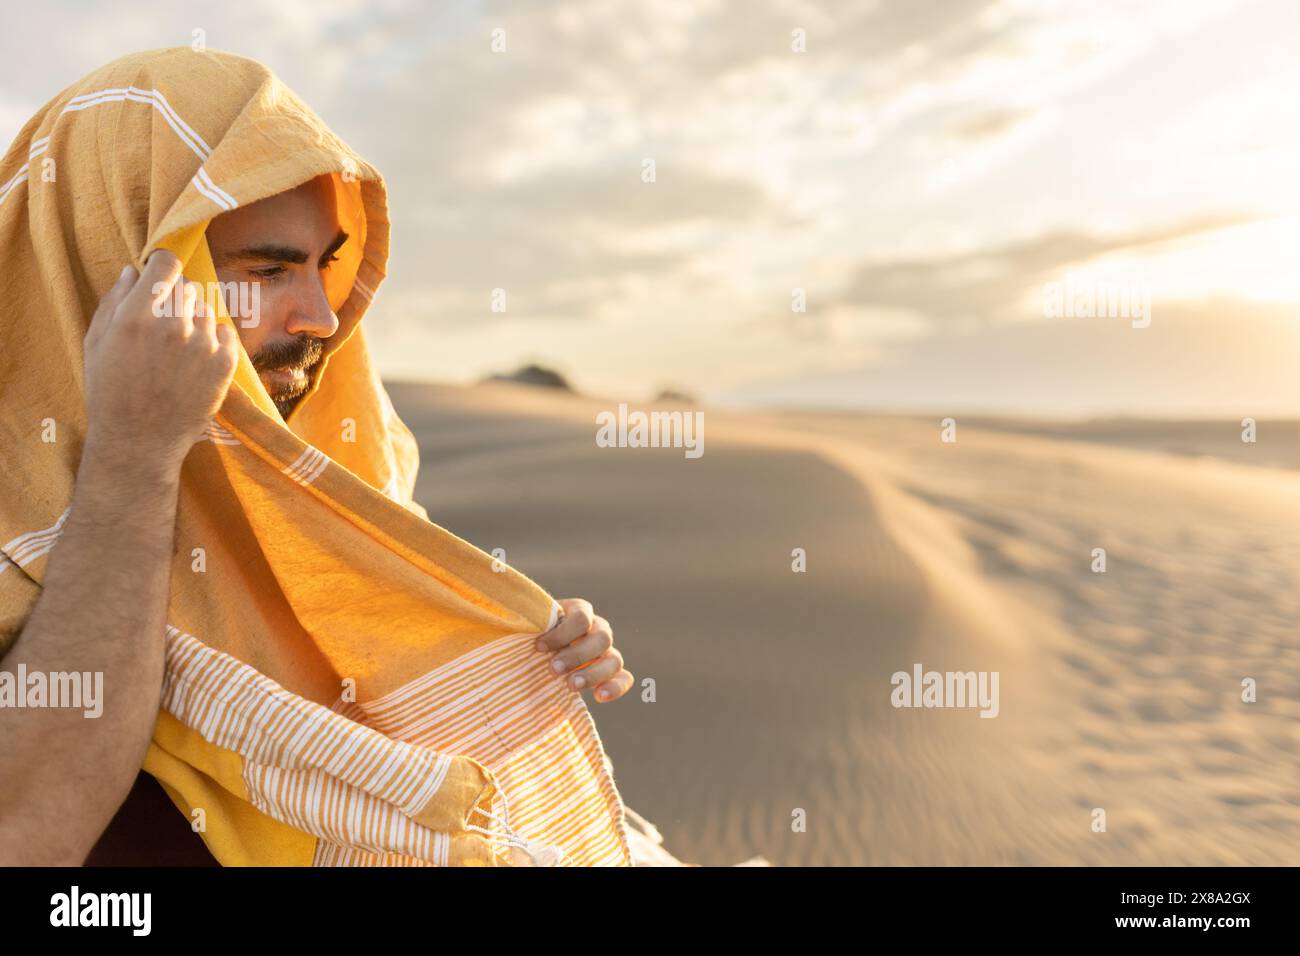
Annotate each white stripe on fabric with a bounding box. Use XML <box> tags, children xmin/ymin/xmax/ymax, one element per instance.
<box><xmin>0</xmin><ymin>142</ymin><xmax>48</xmax><ymax>204</ymax></box>
<box><xmin>141</xmin><ymin>86</ymin><xmax>215</xmax><ymax>157</ymax></box>
<box><xmin>282</xmin><ymin>446</ymin><xmax>314</xmax><ymax>481</ymax></box>
<box><xmin>203</xmin><ymin>422</ymin><xmax>241</xmax><ymax>445</ymax></box>
<box><xmin>158</xmin><ymin>624</ymin><xmax>484</xmax><ymax>866</ymax></box>
<box><xmin>190</xmin><ymin>172</ymin><xmax>236</xmax><ymax>211</ymax></box>
<box><xmin>0</xmin><ymin>172</ymin><xmax>28</xmax><ymax>204</ymax></box>
<box><xmin>282</xmin><ymin>446</ymin><xmax>329</xmax><ymax>486</ymax></box>
<box><xmin>193</xmin><ymin>166</ymin><xmax>236</xmax><ymax>210</ymax></box>
<box><xmin>0</xmin><ymin>507</ymin><xmax>72</xmax><ymax>575</ymax></box>
<box><xmin>1</xmin><ymin>86</ymin><xmax>233</xmax><ymax>211</ymax></box>
<box><xmin>299</xmin><ymin>450</ymin><xmax>330</xmax><ymax>486</ymax></box>
<box><xmin>64</xmin><ymin>86</ymin><xmax>213</xmax><ymax>160</ymax></box>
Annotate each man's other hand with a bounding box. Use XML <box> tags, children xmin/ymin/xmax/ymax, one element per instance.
<box><xmin>534</xmin><ymin>598</ymin><xmax>633</xmax><ymax>703</ymax></box>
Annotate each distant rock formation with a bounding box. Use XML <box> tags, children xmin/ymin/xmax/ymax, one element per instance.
<box><xmin>653</xmin><ymin>388</ymin><xmax>696</xmax><ymax>404</ymax></box>
<box><xmin>484</xmin><ymin>364</ymin><xmax>574</xmax><ymax>392</ymax></box>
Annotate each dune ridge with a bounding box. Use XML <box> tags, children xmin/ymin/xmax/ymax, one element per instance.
<box><xmin>387</xmin><ymin>381</ymin><xmax>1300</xmax><ymax>865</ymax></box>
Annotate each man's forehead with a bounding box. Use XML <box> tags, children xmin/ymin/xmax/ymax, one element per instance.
<box><xmin>208</xmin><ymin>176</ymin><xmax>340</xmax><ymax>247</ymax></box>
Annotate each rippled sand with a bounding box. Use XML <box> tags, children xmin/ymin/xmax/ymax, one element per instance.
<box><xmin>388</xmin><ymin>381</ymin><xmax>1300</xmax><ymax>866</ymax></box>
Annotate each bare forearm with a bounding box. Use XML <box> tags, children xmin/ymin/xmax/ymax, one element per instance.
<box><xmin>0</xmin><ymin>442</ymin><xmax>182</xmax><ymax>864</ymax></box>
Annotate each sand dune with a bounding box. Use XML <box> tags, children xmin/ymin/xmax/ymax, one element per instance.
<box><xmin>386</xmin><ymin>381</ymin><xmax>1300</xmax><ymax>866</ymax></box>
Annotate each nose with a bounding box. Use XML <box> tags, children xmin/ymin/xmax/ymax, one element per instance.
<box><xmin>284</xmin><ymin>271</ymin><xmax>340</xmax><ymax>340</ymax></box>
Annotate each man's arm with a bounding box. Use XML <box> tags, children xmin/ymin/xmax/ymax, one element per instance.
<box><xmin>0</xmin><ymin>445</ymin><xmax>183</xmax><ymax>864</ymax></box>
<box><xmin>0</xmin><ymin>251</ymin><xmax>238</xmax><ymax>865</ymax></box>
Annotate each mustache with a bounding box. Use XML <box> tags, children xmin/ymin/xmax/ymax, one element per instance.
<box><xmin>251</xmin><ymin>335</ymin><xmax>323</xmax><ymax>373</ymax></box>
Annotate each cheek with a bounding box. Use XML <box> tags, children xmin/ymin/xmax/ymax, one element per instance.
<box><xmin>233</xmin><ymin>323</ymin><xmax>261</xmax><ymax>358</ymax></box>
<box><xmin>210</xmin><ymin>272</ymin><xmax>264</xmax><ymax>337</ymax></box>
<box><xmin>230</xmin><ymin>285</ymin><xmax>290</xmax><ymax>343</ymax></box>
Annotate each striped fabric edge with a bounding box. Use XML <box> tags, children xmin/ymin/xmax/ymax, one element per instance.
<box><xmin>202</xmin><ymin>421</ymin><xmax>241</xmax><ymax>445</ymax></box>
<box><xmin>160</xmin><ymin>624</ymin><xmax>499</xmax><ymax>866</ymax></box>
<box><xmin>281</xmin><ymin>444</ymin><xmax>330</xmax><ymax>486</ymax></box>
<box><xmin>1</xmin><ymin>85</ymin><xmax>236</xmax><ymax>212</ymax></box>
<box><xmin>0</xmin><ymin>135</ymin><xmax>49</xmax><ymax>207</ymax></box>
<box><xmin>0</xmin><ymin>507</ymin><xmax>72</xmax><ymax>576</ymax></box>
<box><xmin>327</xmin><ymin>624</ymin><xmax>633</xmax><ymax>867</ymax></box>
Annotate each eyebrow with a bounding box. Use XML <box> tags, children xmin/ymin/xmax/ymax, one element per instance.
<box><xmin>222</xmin><ymin>230</ymin><xmax>349</xmax><ymax>266</ymax></box>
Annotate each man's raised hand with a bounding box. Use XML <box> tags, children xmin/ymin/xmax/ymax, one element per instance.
<box><xmin>83</xmin><ymin>249</ymin><xmax>239</xmax><ymax>471</ymax></box>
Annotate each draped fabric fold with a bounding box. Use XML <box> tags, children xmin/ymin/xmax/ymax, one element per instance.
<box><xmin>0</xmin><ymin>47</ymin><xmax>633</xmax><ymax>866</ymax></box>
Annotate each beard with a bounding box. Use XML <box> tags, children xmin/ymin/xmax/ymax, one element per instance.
<box><xmin>270</xmin><ymin>381</ymin><xmax>312</xmax><ymax>419</ymax></box>
<box><xmin>252</xmin><ymin>334</ymin><xmax>324</xmax><ymax>418</ymax></box>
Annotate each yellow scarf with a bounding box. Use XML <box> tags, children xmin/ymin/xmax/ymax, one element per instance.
<box><xmin>0</xmin><ymin>47</ymin><xmax>632</xmax><ymax>866</ymax></box>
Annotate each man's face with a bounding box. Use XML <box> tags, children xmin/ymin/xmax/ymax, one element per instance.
<box><xmin>206</xmin><ymin>175</ymin><xmax>348</xmax><ymax>418</ymax></box>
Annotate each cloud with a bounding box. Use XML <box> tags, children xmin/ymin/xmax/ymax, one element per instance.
<box><xmin>0</xmin><ymin>0</ymin><xmax>1278</xmax><ymax>413</ymax></box>
<box><xmin>832</xmin><ymin>214</ymin><xmax>1256</xmax><ymax>325</ymax></box>
<box><xmin>946</xmin><ymin>107</ymin><xmax>1039</xmax><ymax>142</ymax></box>
<box><xmin>720</xmin><ymin>298</ymin><xmax>1300</xmax><ymax>417</ymax></box>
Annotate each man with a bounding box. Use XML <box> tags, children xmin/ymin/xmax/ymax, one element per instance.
<box><xmin>0</xmin><ymin>54</ymin><xmax>633</xmax><ymax>865</ymax></box>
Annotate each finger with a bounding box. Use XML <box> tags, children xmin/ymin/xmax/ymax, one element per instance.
<box><xmin>549</xmin><ymin>616</ymin><xmax>613</xmax><ymax>673</ymax></box>
<box><xmin>567</xmin><ymin>649</ymin><xmax>623</xmax><ymax>691</ymax></box>
<box><xmin>535</xmin><ymin>598</ymin><xmax>594</xmax><ymax>651</ymax></box>
<box><xmin>181</xmin><ymin>279</ymin><xmax>199</xmax><ymax>319</ymax></box>
<box><xmin>123</xmin><ymin>248</ymin><xmax>184</xmax><ymax>320</ymax></box>
<box><xmin>592</xmin><ymin>669</ymin><xmax>634</xmax><ymax>703</ymax></box>
<box><xmin>157</xmin><ymin>279</ymin><xmax>196</xmax><ymax>339</ymax></box>
<box><xmin>184</xmin><ymin>278</ymin><xmax>202</xmax><ymax>316</ymax></box>
<box><xmin>215</xmin><ymin>321</ymin><xmax>239</xmax><ymax>356</ymax></box>
<box><xmin>184</xmin><ymin>280</ymin><xmax>216</xmax><ymax>336</ymax></box>
<box><xmin>86</xmin><ymin>264</ymin><xmax>137</xmax><ymax>341</ymax></box>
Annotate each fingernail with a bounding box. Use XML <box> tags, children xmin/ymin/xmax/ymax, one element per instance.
<box><xmin>596</xmin><ymin>689</ymin><xmax>609</xmax><ymax>700</ymax></box>
<box><xmin>118</xmin><ymin>265</ymin><xmax>134</xmax><ymax>283</ymax></box>
<box><xmin>551</xmin><ymin>658</ymin><xmax>566</xmax><ymax>674</ymax></box>
<box><xmin>571</xmin><ymin>675</ymin><xmax>586</xmax><ymax>689</ymax></box>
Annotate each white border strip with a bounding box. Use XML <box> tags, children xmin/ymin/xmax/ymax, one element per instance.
<box><xmin>1</xmin><ymin>85</ymin><xmax>235</xmax><ymax>211</ymax></box>
<box><xmin>0</xmin><ymin>507</ymin><xmax>72</xmax><ymax>576</ymax></box>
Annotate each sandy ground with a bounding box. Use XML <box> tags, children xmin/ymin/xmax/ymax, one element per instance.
<box><xmin>387</xmin><ymin>381</ymin><xmax>1300</xmax><ymax>866</ymax></box>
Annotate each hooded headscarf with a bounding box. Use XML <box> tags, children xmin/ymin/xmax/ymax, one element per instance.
<box><xmin>0</xmin><ymin>47</ymin><xmax>632</xmax><ymax>866</ymax></box>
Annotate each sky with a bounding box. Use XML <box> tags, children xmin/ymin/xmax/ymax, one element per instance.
<box><xmin>3</xmin><ymin>0</ymin><xmax>1299</xmax><ymax>417</ymax></box>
